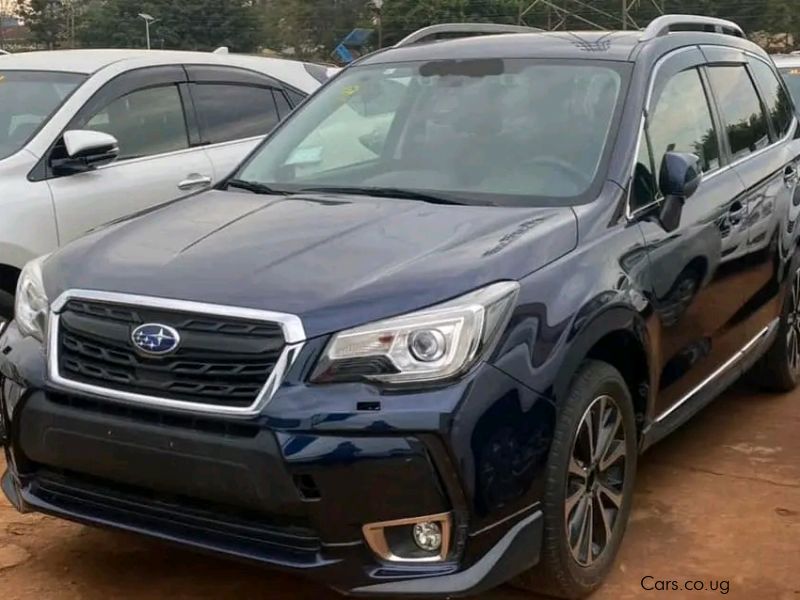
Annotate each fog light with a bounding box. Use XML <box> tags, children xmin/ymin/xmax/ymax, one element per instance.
<box><xmin>412</xmin><ymin>521</ymin><xmax>442</xmax><ymax>552</ymax></box>
<box><xmin>408</xmin><ymin>329</ymin><xmax>446</xmax><ymax>362</ymax></box>
<box><xmin>363</xmin><ymin>512</ymin><xmax>452</xmax><ymax>562</ymax></box>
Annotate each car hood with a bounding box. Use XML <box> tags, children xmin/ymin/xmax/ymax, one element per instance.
<box><xmin>45</xmin><ymin>190</ymin><xmax>577</xmax><ymax>338</ymax></box>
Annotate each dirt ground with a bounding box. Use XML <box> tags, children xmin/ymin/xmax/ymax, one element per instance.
<box><xmin>1</xmin><ymin>381</ymin><xmax>799</xmax><ymax>600</ymax></box>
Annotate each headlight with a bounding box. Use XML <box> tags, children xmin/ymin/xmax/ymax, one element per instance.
<box><xmin>15</xmin><ymin>255</ymin><xmax>50</xmax><ymax>342</ymax></box>
<box><xmin>311</xmin><ymin>281</ymin><xmax>520</xmax><ymax>385</ymax></box>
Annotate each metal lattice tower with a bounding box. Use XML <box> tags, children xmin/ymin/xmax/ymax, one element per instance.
<box><xmin>518</xmin><ymin>0</ymin><xmax>665</xmax><ymax>31</ymax></box>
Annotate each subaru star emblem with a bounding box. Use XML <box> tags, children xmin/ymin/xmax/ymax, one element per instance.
<box><xmin>131</xmin><ymin>324</ymin><xmax>181</xmax><ymax>356</ymax></box>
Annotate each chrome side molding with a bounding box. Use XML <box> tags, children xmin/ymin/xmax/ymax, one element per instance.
<box><xmin>655</xmin><ymin>320</ymin><xmax>776</xmax><ymax>423</ymax></box>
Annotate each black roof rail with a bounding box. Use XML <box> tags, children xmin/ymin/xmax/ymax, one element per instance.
<box><xmin>640</xmin><ymin>14</ymin><xmax>745</xmax><ymax>42</ymax></box>
<box><xmin>394</xmin><ymin>23</ymin><xmax>543</xmax><ymax>48</ymax></box>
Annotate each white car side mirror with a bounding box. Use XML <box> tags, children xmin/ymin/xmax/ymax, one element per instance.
<box><xmin>53</xmin><ymin>130</ymin><xmax>120</xmax><ymax>174</ymax></box>
<box><xmin>64</xmin><ymin>130</ymin><xmax>119</xmax><ymax>160</ymax></box>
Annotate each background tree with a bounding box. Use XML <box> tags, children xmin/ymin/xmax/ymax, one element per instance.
<box><xmin>19</xmin><ymin>0</ymin><xmax>66</xmax><ymax>49</ymax></box>
<box><xmin>0</xmin><ymin>0</ymin><xmax>19</xmax><ymax>18</ymax></box>
<box><xmin>77</xmin><ymin>0</ymin><xmax>264</xmax><ymax>52</ymax></box>
<box><xmin>380</xmin><ymin>0</ymin><xmax>519</xmax><ymax>45</ymax></box>
<box><xmin>260</xmin><ymin>0</ymin><xmax>372</xmax><ymax>59</ymax></box>
<box><xmin>15</xmin><ymin>0</ymin><xmax>800</xmax><ymax>56</ymax></box>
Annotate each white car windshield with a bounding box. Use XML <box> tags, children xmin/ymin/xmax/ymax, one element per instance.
<box><xmin>236</xmin><ymin>59</ymin><xmax>629</xmax><ymax>206</ymax></box>
<box><xmin>0</xmin><ymin>70</ymin><xmax>86</xmax><ymax>161</ymax></box>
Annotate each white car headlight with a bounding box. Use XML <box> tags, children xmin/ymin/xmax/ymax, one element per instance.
<box><xmin>15</xmin><ymin>255</ymin><xmax>50</xmax><ymax>342</ymax></box>
<box><xmin>311</xmin><ymin>281</ymin><xmax>520</xmax><ymax>385</ymax></box>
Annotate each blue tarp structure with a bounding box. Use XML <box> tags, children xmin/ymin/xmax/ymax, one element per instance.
<box><xmin>333</xmin><ymin>28</ymin><xmax>374</xmax><ymax>64</ymax></box>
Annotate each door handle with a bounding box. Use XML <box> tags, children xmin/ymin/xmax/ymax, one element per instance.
<box><xmin>785</xmin><ymin>164</ymin><xmax>798</xmax><ymax>185</ymax></box>
<box><xmin>178</xmin><ymin>174</ymin><xmax>213</xmax><ymax>191</ymax></box>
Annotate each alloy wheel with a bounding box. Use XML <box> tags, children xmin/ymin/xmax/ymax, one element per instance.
<box><xmin>787</xmin><ymin>268</ymin><xmax>800</xmax><ymax>375</ymax></box>
<box><xmin>565</xmin><ymin>395</ymin><xmax>627</xmax><ymax>567</ymax></box>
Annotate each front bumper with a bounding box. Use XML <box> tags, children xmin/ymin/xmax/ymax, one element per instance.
<box><xmin>0</xmin><ymin>322</ymin><xmax>552</xmax><ymax>596</ymax></box>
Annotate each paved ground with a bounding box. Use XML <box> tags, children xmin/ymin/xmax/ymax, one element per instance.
<box><xmin>1</xmin><ymin>381</ymin><xmax>799</xmax><ymax>600</ymax></box>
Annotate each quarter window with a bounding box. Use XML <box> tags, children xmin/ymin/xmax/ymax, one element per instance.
<box><xmin>274</xmin><ymin>90</ymin><xmax>293</xmax><ymax>119</ymax></box>
<box><xmin>285</xmin><ymin>88</ymin><xmax>306</xmax><ymax>106</ymax></box>
<box><xmin>748</xmin><ymin>58</ymin><xmax>794</xmax><ymax>139</ymax></box>
<box><xmin>631</xmin><ymin>133</ymin><xmax>658</xmax><ymax>211</ymax></box>
<box><xmin>84</xmin><ymin>85</ymin><xmax>188</xmax><ymax>160</ymax></box>
<box><xmin>192</xmin><ymin>84</ymin><xmax>280</xmax><ymax>144</ymax></box>
<box><xmin>707</xmin><ymin>66</ymin><xmax>770</xmax><ymax>160</ymax></box>
<box><xmin>648</xmin><ymin>68</ymin><xmax>720</xmax><ymax>176</ymax></box>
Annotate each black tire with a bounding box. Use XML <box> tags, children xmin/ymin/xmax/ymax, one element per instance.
<box><xmin>513</xmin><ymin>360</ymin><xmax>638</xmax><ymax>599</ymax></box>
<box><xmin>0</xmin><ymin>288</ymin><xmax>13</xmax><ymax>326</ymax></box>
<box><xmin>748</xmin><ymin>262</ymin><xmax>800</xmax><ymax>393</ymax></box>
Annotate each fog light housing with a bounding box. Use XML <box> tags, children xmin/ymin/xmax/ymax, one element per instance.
<box><xmin>363</xmin><ymin>512</ymin><xmax>452</xmax><ymax>563</ymax></box>
<box><xmin>412</xmin><ymin>521</ymin><xmax>442</xmax><ymax>552</ymax></box>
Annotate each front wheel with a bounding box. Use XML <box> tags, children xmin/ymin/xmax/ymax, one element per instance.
<box><xmin>748</xmin><ymin>264</ymin><xmax>800</xmax><ymax>392</ymax></box>
<box><xmin>514</xmin><ymin>360</ymin><xmax>638</xmax><ymax>599</ymax></box>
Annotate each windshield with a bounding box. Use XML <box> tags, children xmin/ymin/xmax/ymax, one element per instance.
<box><xmin>235</xmin><ymin>59</ymin><xmax>628</xmax><ymax>206</ymax></box>
<box><xmin>0</xmin><ymin>70</ymin><xmax>86</xmax><ymax>161</ymax></box>
<box><xmin>780</xmin><ymin>67</ymin><xmax>800</xmax><ymax>107</ymax></box>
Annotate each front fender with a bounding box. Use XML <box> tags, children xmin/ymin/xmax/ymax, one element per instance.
<box><xmin>0</xmin><ymin>156</ymin><xmax>59</xmax><ymax>267</ymax></box>
<box><xmin>488</xmin><ymin>200</ymin><xmax>656</xmax><ymax>416</ymax></box>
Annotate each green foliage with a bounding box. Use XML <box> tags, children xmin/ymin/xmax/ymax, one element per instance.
<box><xmin>19</xmin><ymin>0</ymin><xmax>66</xmax><ymax>49</ymax></box>
<box><xmin>260</xmin><ymin>0</ymin><xmax>373</xmax><ymax>59</ymax></box>
<box><xmin>380</xmin><ymin>0</ymin><xmax>520</xmax><ymax>45</ymax></box>
<box><xmin>77</xmin><ymin>0</ymin><xmax>264</xmax><ymax>51</ymax></box>
<box><xmin>18</xmin><ymin>0</ymin><xmax>800</xmax><ymax>55</ymax></box>
<box><xmin>258</xmin><ymin>0</ymin><xmax>800</xmax><ymax>58</ymax></box>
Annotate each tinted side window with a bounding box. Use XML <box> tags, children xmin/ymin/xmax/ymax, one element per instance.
<box><xmin>749</xmin><ymin>59</ymin><xmax>794</xmax><ymax>138</ymax></box>
<box><xmin>84</xmin><ymin>85</ymin><xmax>188</xmax><ymax>160</ymax></box>
<box><xmin>192</xmin><ymin>84</ymin><xmax>280</xmax><ymax>144</ymax></box>
<box><xmin>631</xmin><ymin>134</ymin><xmax>658</xmax><ymax>211</ymax></box>
<box><xmin>707</xmin><ymin>66</ymin><xmax>770</xmax><ymax>160</ymax></box>
<box><xmin>285</xmin><ymin>88</ymin><xmax>306</xmax><ymax>106</ymax></box>
<box><xmin>649</xmin><ymin>68</ymin><xmax>720</xmax><ymax>175</ymax></box>
<box><xmin>274</xmin><ymin>90</ymin><xmax>292</xmax><ymax>119</ymax></box>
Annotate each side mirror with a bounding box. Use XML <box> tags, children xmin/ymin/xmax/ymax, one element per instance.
<box><xmin>658</xmin><ymin>151</ymin><xmax>703</xmax><ymax>232</ymax></box>
<box><xmin>51</xmin><ymin>130</ymin><xmax>120</xmax><ymax>174</ymax></box>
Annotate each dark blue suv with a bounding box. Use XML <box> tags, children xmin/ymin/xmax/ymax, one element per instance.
<box><xmin>2</xmin><ymin>15</ymin><xmax>799</xmax><ymax>599</ymax></box>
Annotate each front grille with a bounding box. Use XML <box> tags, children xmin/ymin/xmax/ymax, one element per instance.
<box><xmin>56</xmin><ymin>299</ymin><xmax>286</xmax><ymax>408</ymax></box>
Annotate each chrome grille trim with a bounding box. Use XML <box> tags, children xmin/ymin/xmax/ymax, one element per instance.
<box><xmin>47</xmin><ymin>290</ymin><xmax>306</xmax><ymax>417</ymax></box>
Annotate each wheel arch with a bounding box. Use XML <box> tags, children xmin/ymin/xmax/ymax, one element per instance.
<box><xmin>685</xmin><ymin>255</ymin><xmax>709</xmax><ymax>287</ymax></box>
<box><xmin>554</xmin><ymin>306</ymin><xmax>654</xmax><ymax>441</ymax></box>
<box><xmin>0</xmin><ymin>240</ymin><xmax>40</xmax><ymax>295</ymax></box>
<box><xmin>0</xmin><ymin>263</ymin><xmax>22</xmax><ymax>295</ymax></box>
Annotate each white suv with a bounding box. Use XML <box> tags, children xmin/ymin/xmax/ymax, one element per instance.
<box><xmin>0</xmin><ymin>49</ymin><xmax>324</xmax><ymax>320</ymax></box>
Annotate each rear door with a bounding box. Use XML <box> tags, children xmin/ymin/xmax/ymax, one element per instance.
<box><xmin>632</xmin><ymin>48</ymin><xmax>755</xmax><ymax>418</ymax></box>
<box><xmin>44</xmin><ymin>66</ymin><xmax>215</xmax><ymax>244</ymax></box>
<box><xmin>185</xmin><ymin>66</ymin><xmax>294</xmax><ymax>181</ymax></box>
<box><xmin>703</xmin><ymin>48</ymin><xmax>800</xmax><ymax>343</ymax></box>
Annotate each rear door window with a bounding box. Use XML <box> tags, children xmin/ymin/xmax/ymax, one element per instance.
<box><xmin>707</xmin><ymin>66</ymin><xmax>770</xmax><ymax>160</ymax></box>
<box><xmin>749</xmin><ymin>58</ymin><xmax>794</xmax><ymax>139</ymax></box>
<box><xmin>191</xmin><ymin>83</ymin><xmax>280</xmax><ymax>144</ymax></box>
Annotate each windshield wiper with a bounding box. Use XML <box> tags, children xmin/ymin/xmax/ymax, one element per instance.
<box><xmin>298</xmin><ymin>186</ymin><xmax>484</xmax><ymax>206</ymax></box>
<box><xmin>225</xmin><ymin>179</ymin><xmax>292</xmax><ymax>196</ymax></box>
